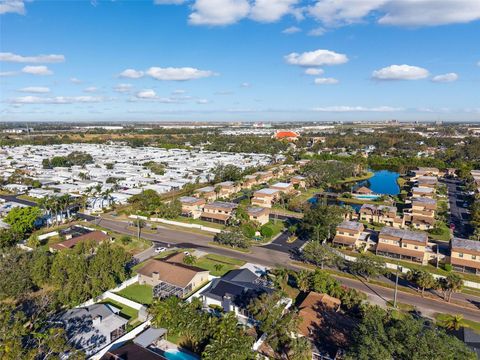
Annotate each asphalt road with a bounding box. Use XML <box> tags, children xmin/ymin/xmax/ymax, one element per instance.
<box><xmin>97</xmin><ymin>217</ymin><xmax>480</xmax><ymax>322</ymax></box>
<box><xmin>443</xmin><ymin>178</ymin><xmax>473</xmax><ymax>238</ymax></box>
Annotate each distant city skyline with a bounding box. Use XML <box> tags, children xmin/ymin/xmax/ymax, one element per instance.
<box><xmin>1</xmin><ymin>0</ymin><xmax>480</xmax><ymax>122</ymax></box>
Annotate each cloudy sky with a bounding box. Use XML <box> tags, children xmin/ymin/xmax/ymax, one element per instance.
<box><xmin>1</xmin><ymin>0</ymin><xmax>479</xmax><ymax>122</ymax></box>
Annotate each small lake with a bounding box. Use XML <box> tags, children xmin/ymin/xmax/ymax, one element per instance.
<box><xmin>353</xmin><ymin>170</ymin><xmax>400</xmax><ymax>196</ymax></box>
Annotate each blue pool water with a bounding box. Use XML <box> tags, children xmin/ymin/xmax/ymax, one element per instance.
<box><xmin>163</xmin><ymin>349</ymin><xmax>198</xmax><ymax>360</ymax></box>
<box><xmin>352</xmin><ymin>194</ymin><xmax>381</xmax><ymax>200</ymax></box>
<box><xmin>355</xmin><ymin>170</ymin><xmax>400</xmax><ymax>195</ymax></box>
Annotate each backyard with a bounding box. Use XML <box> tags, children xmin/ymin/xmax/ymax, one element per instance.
<box><xmin>116</xmin><ymin>283</ymin><xmax>154</xmax><ymax>305</ymax></box>
<box><xmin>195</xmin><ymin>253</ymin><xmax>246</xmax><ymax>276</ymax></box>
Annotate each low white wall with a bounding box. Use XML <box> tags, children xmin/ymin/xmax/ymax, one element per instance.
<box><xmin>77</xmin><ymin>275</ymin><xmax>139</xmax><ymax>308</ymax></box>
<box><xmin>38</xmin><ymin>231</ymin><xmax>58</xmax><ymax>240</ymax></box>
<box><xmin>150</xmin><ymin>217</ymin><xmax>222</xmax><ymax>234</ymax></box>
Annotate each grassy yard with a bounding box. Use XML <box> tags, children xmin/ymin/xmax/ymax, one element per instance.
<box><xmin>116</xmin><ymin>283</ymin><xmax>153</xmax><ymax>305</ymax></box>
<box><xmin>195</xmin><ymin>254</ymin><xmax>246</xmax><ymax>276</ymax></box>
<box><xmin>336</xmin><ymin>172</ymin><xmax>374</xmax><ymax>184</ymax></box>
<box><xmin>295</xmin><ymin>187</ymin><xmax>324</xmax><ymax>203</ymax></box>
<box><xmin>208</xmin><ymin>241</ymin><xmax>251</xmax><ymax>253</ymax></box>
<box><xmin>427</xmin><ymin>222</ymin><xmax>451</xmax><ymax>242</ymax></box>
<box><xmin>172</xmin><ymin>216</ymin><xmax>226</xmax><ymax>230</ymax></box>
<box><xmin>100</xmin><ymin>298</ymin><xmax>139</xmax><ymax>321</ymax></box>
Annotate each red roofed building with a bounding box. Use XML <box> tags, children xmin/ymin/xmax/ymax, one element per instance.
<box><xmin>274</xmin><ymin>130</ymin><xmax>299</xmax><ymax>141</ymax></box>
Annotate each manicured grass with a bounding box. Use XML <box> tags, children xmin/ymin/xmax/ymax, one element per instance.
<box><xmin>117</xmin><ymin>283</ymin><xmax>153</xmax><ymax>305</ymax></box>
<box><xmin>195</xmin><ymin>254</ymin><xmax>245</xmax><ymax>276</ymax></box>
<box><xmin>387</xmin><ymin>300</ymin><xmax>415</xmax><ymax>312</ymax></box>
<box><xmin>154</xmin><ymin>249</ymin><xmax>180</xmax><ymax>259</ymax></box>
<box><xmin>172</xmin><ymin>216</ymin><xmax>226</xmax><ymax>230</ymax></box>
<box><xmin>100</xmin><ymin>298</ymin><xmax>139</xmax><ymax>321</ymax></box>
<box><xmin>295</xmin><ymin>187</ymin><xmax>324</xmax><ymax>203</ymax></box>
<box><xmin>208</xmin><ymin>241</ymin><xmax>251</xmax><ymax>253</ymax></box>
<box><xmin>428</xmin><ymin>222</ymin><xmax>451</xmax><ymax>242</ymax></box>
<box><xmin>336</xmin><ymin>172</ymin><xmax>374</xmax><ymax>184</ymax></box>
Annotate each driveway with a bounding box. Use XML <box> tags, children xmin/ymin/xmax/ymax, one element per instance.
<box><xmin>443</xmin><ymin>178</ymin><xmax>473</xmax><ymax>238</ymax></box>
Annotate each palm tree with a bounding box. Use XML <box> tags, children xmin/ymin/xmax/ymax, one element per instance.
<box><xmin>287</xmin><ymin>337</ymin><xmax>312</xmax><ymax>360</ymax></box>
<box><xmin>439</xmin><ymin>273</ymin><xmax>464</xmax><ymax>302</ymax></box>
<box><xmin>406</xmin><ymin>269</ymin><xmax>435</xmax><ymax>297</ymax></box>
<box><xmin>440</xmin><ymin>314</ymin><xmax>464</xmax><ymax>331</ymax></box>
<box><xmin>294</xmin><ymin>270</ymin><xmax>310</xmax><ymax>293</ymax></box>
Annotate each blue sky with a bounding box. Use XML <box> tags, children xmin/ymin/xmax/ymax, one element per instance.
<box><xmin>1</xmin><ymin>0</ymin><xmax>479</xmax><ymax>122</ymax></box>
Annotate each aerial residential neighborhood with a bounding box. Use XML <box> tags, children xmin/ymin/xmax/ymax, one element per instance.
<box><xmin>2</xmin><ymin>1</ymin><xmax>480</xmax><ymax>360</ymax></box>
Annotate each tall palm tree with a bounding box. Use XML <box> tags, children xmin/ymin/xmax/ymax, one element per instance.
<box><xmin>440</xmin><ymin>314</ymin><xmax>464</xmax><ymax>331</ymax></box>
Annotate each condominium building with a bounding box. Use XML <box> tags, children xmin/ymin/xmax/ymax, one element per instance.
<box><xmin>450</xmin><ymin>237</ymin><xmax>480</xmax><ymax>275</ymax></box>
<box><xmin>179</xmin><ymin>196</ymin><xmax>206</xmax><ymax>219</ymax></box>
<box><xmin>359</xmin><ymin>204</ymin><xmax>404</xmax><ymax>228</ymax></box>
<box><xmin>376</xmin><ymin>227</ymin><xmax>429</xmax><ymax>264</ymax></box>
<box><xmin>247</xmin><ymin>206</ymin><xmax>270</xmax><ymax>225</ymax></box>
<box><xmin>405</xmin><ymin>197</ymin><xmax>437</xmax><ymax>230</ymax></box>
<box><xmin>200</xmin><ymin>201</ymin><xmax>238</xmax><ymax>224</ymax></box>
<box><xmin>332</xmin><ymin>221</ymin><xmax>366</xmax><ymax>249</ymax></box>
<box><xmin>251</xmin><ymin>188</ymin><xmax>280</xmax><ymax>208</ymax></box>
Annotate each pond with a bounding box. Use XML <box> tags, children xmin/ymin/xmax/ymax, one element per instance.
<box><xmin>353</xmin><ymin>170</ymin><xmax>400</xmax><ymax>196</ymax></box>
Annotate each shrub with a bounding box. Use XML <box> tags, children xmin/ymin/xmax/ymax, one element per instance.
<box><xmin>241</xmin><ymin>223</ymin><xmax>256</xmax><ymax>238</ymax></box>
<box><xmin>119</xmin><ymin>235</ymin><xmax>131</xmax><ymax>245</ymax></box>
<box><xmin>260</xmin><ymin>224</ymin><xmax>274</xmax><ymax>238</ymax></box>
<box><xmin>444</xmin><ymin>264</ymin><xmax>453</xmax><ymax>272</ymax></box>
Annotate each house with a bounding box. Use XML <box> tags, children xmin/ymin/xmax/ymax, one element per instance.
<box><xmin>290</xmin><ymin>175</ymin><xmax>306</xmax><ymax>189</ymax></box>
<box><xmin>332</xmin><ymin>221</ymin><xmax>367</xmax><ymax>250</ymax></box>
<box><xmin>49</xmin><ymin>230</ymin><xmax>110</xmax><ymax>252</ymax></box>
<box><xmin>101</xmin><ymin>343</ymin><xmax>167</xmax><ymax>360</ymax></box>
<box><xmin>251</xmin><ymin>188</ymin><xmax>280</xmax><ymax>208</ymax></box>
<box><xmin>376</xmin><ymin>227</ymin><xmax>429</xmax><ymax>264</ymax></box>
<box><xmin>247</xmin><ymin>206</ymin><xmax>270</xmax><ymax>225</ymax></box>
<box><xmin>359</xmin><ymin>204</ymin><xmax>404</xmax><ymax>228</ymax></box>
<box><xmin>200</xmin><ymin>201</ymin><xmax>237</xmax><ymax>224</ymax></box>
<box><xmin>60</xmin><ymin>303</ymin><xmax>129</xmax><ymax>356</ymax></box>
<box><xmin>411</xmin><ymin>186</ymin><xmax>435</xmax><ymax>198</ymax></box>
<box><xmin>297</xmin><ymin>292</ymin><xmax>353</xmax><ymax>360</ymax></box>
<box><xmin>274</xmin><ymin>130</ymin><xmax>300</xmax><ymax>141</ymax></box>
<box><xmin>355</xmin><ymin>186</ymin><xmax>373</xmax><ymax>195</ymax></box>
<box><xmin>194</xmin><ymin>186</ymin><xmax>217</xmax><ymax>201</ymax></box>
<box><xmin>270</xmin><ymin>182</ymin><xmax>294</xmax><ymax>194</ymax></box>
<box><xmin>179</xmin><ymin>196</ymin><xmax>205</xmax><ymax>219</ymax></box>
<box><xmin>450</xmin><ymin>238</ymin><xmax>480</xmax><ymax>275</ymax></box>
<box><xmin>404</xmin><ymin>197</ymin><xmax>437</xmax><ymax>230</ymax></box>
<box><xmin>214</xmin><ymin>181</ymin><xmax>239</xmax><ymax>198</ymax></box>
<box><xmin>137</xmin><ymin>259</ymin><xmax>209</xmax><ymax>299</ymax></box>
<box><xmin>199</xmin><ymin>268</ymin><xmax>272</xmax><ymax>320</ymax></box>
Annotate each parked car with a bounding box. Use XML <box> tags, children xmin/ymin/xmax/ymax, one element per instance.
<box><xmin>155</xmin><ymin>247</ymin><xmax>167</xmax><ymax>253</ymax></box>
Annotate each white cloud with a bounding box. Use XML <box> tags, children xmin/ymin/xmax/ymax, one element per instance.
<box><xmin>431</xmin><ymin>72</ymin><xmax>458</xmax><ymax>83</ymax></box>
<box><xmin>196</xmin><ymin>98</ymin><xmax>210</xmax><ymax>104</ymax></box>
<box><xmin>305</xmin><ymin>68</ymin><xmax>324</xmax><ymax>75</ymax></box>
<box><xmin>250</xmin><ymin>0</ymin><xmax>299</xmax><ymax>23</ymax></box>
<box><xmin>309</xmin><ymin>0</ymin><xmax>480</xmax><ymax>27</ymax></box>
<box><xmin>372</xmin><ymin>64</ymin><xmax>429</xmax><ymax>80</ymax></box>
<box><xmin>0</xmin><ymin>52</ymin><xmax>65</xmax><ymax>63</ymax></box>
<box><xmin>282</xmin><ymin>26</ymin><xmax>301</xmax><ymax>34</ymax></box>
<box><xmin>146</xmin><ymin>66</ymin><xmax>216</xmax><ymax>81</ymax></box>
<box><xmin>377</xmin><ymin>0</ymin><xmax>480</xmax><ymax>26</ymax></box>
<box><xmin>189</xmin><ymin>0</ymin><xmax>250</xmax><ymax>25</ymax></box>
<box><xmin>154</xmin><ymin>0</ymin><xmax>185</xmax><ymax>4</ymax></box>
<box><xmin>240</xmin><ymin>82</ymin><xmax>251</xmax><ymax>87</ymax></box>
<box><xmin>114</xmin><ymin>83</ymin><xmax>133</xmax><ymax>93</ymax></box>
<box><xmin>314</xmin><ymin>77</ymin><xmax>338</xmax><ymax>84</ymax></box>
<box><xmin>136</xmin><ymin>89</ymin><xmax>157</xmax><ymax>99</ymax></box>
<box><xmin>10</xmin><ymin>95</ymin><xmax>105</xmax><ymax>104</ymax></box>
<box><xmin>172</xmin><ymin>89</ymin><xmax>186</xmax><ymax>94</ymax></box>
<box><xmin>285</xmin><ymin>49</ymin><xmax>348</xmax><ymax>66</ymax></box>
<box><xmin>308</xmin><ymin>27</ymin><xmax>326</xmax><ymax>36</ymax></box>
<box><xmin>0</xmin><ymin>71</ymin><xmax>18</xmax><ymax>76</ymax></box>
<box><xmin>21</xmin><ymin>65</ymin><xmax>53</xmax><ymax>75</ymax></box>
<box><xmin>18</xmin><ymin>86</ymin><xmax>51</xmax><ymax>93</ymax></box>
<box><xmin>312</xmin><ymin>105</ymin><xmax>403</xmax><ymax>112</ymax></box>
<box><xmin>477</xmin><ymin>60</ymin><xmax>480</xmax><ymax>67</ymax></box>
<box><xmin>84</xmin><ymin>86</ymin><xmax>98</xmax><ymax>93</ymax></box>
<box><xmin>119</xmin><ymin>68</ymin><xmax>144</xmax><ymax>79</ymax></box>
<box><xmin>70</xmin><ymin>77</ymin><xmax>82</xmax><ymax>84</ymax></box>
<box><xmin>0</xmin><ymin>0</ymin><xmax>26</xmax><ymax>15</ymax></box>
<box><xmin>309</xmin><ymin>0</ymin><xmax>387</xmax><ymax>27</ymax></box>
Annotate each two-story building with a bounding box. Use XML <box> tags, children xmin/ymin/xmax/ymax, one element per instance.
<box><xmin>179</xmin><ymin>196</ymin><xmax>206</xmax><ymax>219</ymax></box>
<box><xmin>194</xmin><ymin>186</ymin><xmax>217</xmax><ymax>201</ymax></box>
<box><xmin>416</xmin><ymin>176</ymin><xmax>438</xmax><ymax>189</ymax></box>
<box><xmin>450</xmin><ymin>237</ymin><xmax>480</xmax><ymax>275</ymax></box>
<box><xmin>404</xmin><ymin>197</ymin><xmax>437</xmax><ymax>230</ymax></box>
<box><xmin>201</xmin><ymin>201</ymin><xmax>238</xmax><ymax>224</ymax></box>
<box><xmin>215</xmin><ymin>181</ymin><xmax>239</xmax><ymax>198</ymax></box>
<box><xmin>376</xmin><ymin>227</ymin><xmax>429</xmax><ymax>264</ymax></box>
<box><xmin>290</xmin><ymin>175</ymin><xmax>307</xmax><ymax>189</ymax></box>
<box><xmin>251</xmin><ymin>188</ymin><xmax>280</xmax><ymax>208</ymax></box>
<box><xmin>359</xmin><ymin>204</ymin><xmax>404</xmax><ymax>228</ymax></box>
<box><xmin>332</xmin><ymin>221</ymin><xmax>366</xmax><ymax>249</ymax></box>
<box><xmin>411</xmin><ymin>186</ymin><xmax>435</xmax><ymax>198</ymax></box>
<box><xmin>270</xmin><ymin>182</ymin><xmax>295</xmax><ymax>194</ymax></box>
<box><xmin>247</xmin><ymin>206</ymin><xmax>270</xmax><ymax>225</ymax></box>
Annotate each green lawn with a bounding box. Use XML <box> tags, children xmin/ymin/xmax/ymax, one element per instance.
<box><xmin>100</xmin><ymin>298</ymin><xmax>139</xmax><ymax>321</ymax></box>
<box><xmin>336</xmin><ymin>172</ymin><xmax>374</xmax><ymax>184</ymax></box>
<box><xmin>117</xmin><ymin>283</ymin><xmax>153</xmax><ymax>305</ymax></box>
<box><xmin>172</xmin><ymin>216</ymin><xmax>226</xmax><ymax>230</ymax></box>
<box><xmin>195</xmin><ymin>254</ymin><xmax>246</xmax><ymax>276</ymax></box>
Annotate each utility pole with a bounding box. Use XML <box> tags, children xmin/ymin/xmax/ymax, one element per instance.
<box><xmin>393</xmin><ymin>265</ymin><xmax>400</xmax><ymax>308</ymax></box>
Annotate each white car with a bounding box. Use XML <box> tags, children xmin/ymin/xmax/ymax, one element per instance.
<box><xmin>155</xmin><ymin>247</ymin><xmax>167</xmax><ymax>253</ymax></box>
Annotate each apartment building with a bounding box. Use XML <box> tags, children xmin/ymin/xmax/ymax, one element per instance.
<box><xmin>332</xmin><ymin>221</ymin><xmax>366</xmax><ymax>249</ymax></box>
<box><xmin>450</xmin><ymin>237</ymin><xmax>480</xmax><ymax>275</ymax></box>
<box><xmin>253</xmin><ymin>170</ymin><xmax>274</xmax><ymax>183</ymax></box>
<box><xmin>214</xmin><ymin>181</ymin><xmax>239</xmax><ymax>198</ymax></box>
<box><xmin>412</xmin><ymin>167</ymin><xmax>440</xmax><ymax>179</ymax></box>
<box><xmin>242</xmin><ymin>175</ymin><xmax>259</xmax><ymax>189</ymax></box>
<box><xmin>290</xmin><ymin>175</ymin><xmax>306</xmax><ymax>189</ymax></box>
<box><xmin>179</xmin><ymin>196</ymin><xmax>206</xmax><ymax>219</ymax></box>
<box><xmin>247</xmin><ymin>206</ymin><xmax>270</xmax><ymax>225</ymax></box>
<box><xmin>359</xmin><ymin>204</ymin><xmax>403</xmax><ymax>228</ymax></box>
<box><xmin>270</xmin><ymin>182</ymin><xmax>295</xmax><ymax>194</ymax></box>
<box><xmin>404</xmin><ymin>197</ymin><xmax>437</xmax><ymax>230</ymax></box>
<box><xmin>416</xmin><ymin>176</ymin><xmax>438</xmax><ymax>189</ymax></box>
<box><xmin>251</xmin><ymin>188</ymin><xmax>280</xmax><ymax>208</ymax></box>
<box><xmin>376</xmin><ymin>227</ymin><xmax>429</xmax><ymax>264</ymax></box>
<box><xmin>200</xmin><ymin>201</ymin><xmax>238</xmax><ymax>224</ymax></box>
<box><xmin>411</xmin><ymin>186</ymin><xmax>435</xmax><ymax>198</ymax></box>
<box><xmin>194</xmin><ymin>186</ymin><xmax>217</xmax><ymax>201</ymax></box>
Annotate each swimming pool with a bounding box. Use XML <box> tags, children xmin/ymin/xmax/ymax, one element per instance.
<box><xmin>163</xmin><ymin>349</ymin><xmax>199</xmax><ymax>360</ymax></box>
<box><xmin>352</xmin><ymin>194</ymin><xmax>380</xmax><ymax>200</ymax></box>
